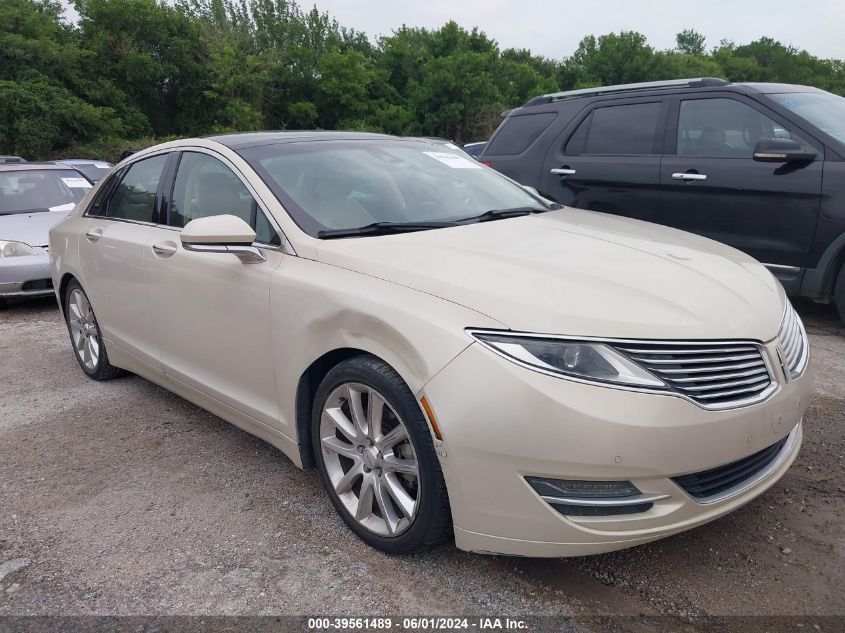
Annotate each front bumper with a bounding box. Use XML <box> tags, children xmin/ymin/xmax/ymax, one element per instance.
<box><xmin>0</xmin><ymin>251</ymin><xmax>54</xmax><ymax>298</ymax></box>
<box><xmin>422</xmin><ymin>339</ymin><xmax>811</xmax><ymax>557</ymax></box>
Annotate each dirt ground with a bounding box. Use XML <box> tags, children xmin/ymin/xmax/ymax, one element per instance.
<box><xmin>0</xmin><ymin>297</ymin><xmax>842</xmax><ymax>628</ymax></box>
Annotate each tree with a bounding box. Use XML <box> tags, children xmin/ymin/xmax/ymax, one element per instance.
<box><xmin>676</xmin><ymin>29</ymin><xmax>706</xmax><ymax>56</ymax></box>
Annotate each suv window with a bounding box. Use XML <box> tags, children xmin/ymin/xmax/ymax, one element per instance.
<box><xmin>486</xmin><ymin>113</ymin><xmax>557</xmax><ymax>155</ymax></box>
<box><xmin>170</xmin><ymin>151</ymin><xmax>280</xmax><ymax>245</ymax></box>
<box><xmin>677</xmin><ymin>98</ymin><xmax>794</xmax><ymax>158</ymax></box>
<box><xmin>107</xmin><ymin>154</ymin><xmax>169</xmax><ymax>222</ymax></box>
<box><xmin>567</xmin><ymin>102</ymin><xmax>661</xmax><ymax>155</ymax></box>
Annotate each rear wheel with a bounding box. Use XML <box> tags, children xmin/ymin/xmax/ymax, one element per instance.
<box><xmin>312</xmin><ymin>355</ymin><xmax>451</xmax><ymax>554</ymax></box>
<box><xmin>64</xmin><ymin>280</ymin><xmax>126</xmax><ymax>380</ymax></box>
<box><xmin>836</xmin><ymin>264</ymin><xmax>845</xmax><ymax>324</ymax></box>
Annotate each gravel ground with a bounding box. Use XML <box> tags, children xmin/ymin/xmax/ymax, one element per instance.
<box><xmin>0</xmin><ymin>298</ymin><xmax>842</xmax><ymax>627</ymax></box>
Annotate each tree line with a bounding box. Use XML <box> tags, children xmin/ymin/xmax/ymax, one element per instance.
<box><xmin>2</xmin><ymin>0</ymin><xmax>844</xmax><ymax>161</ymax></box>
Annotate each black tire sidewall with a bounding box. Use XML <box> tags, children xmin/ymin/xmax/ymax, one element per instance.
<box><xmin>836</xmin><ymin>265</ymin><xmax>845</xmax><ymax>324</ymax></box>
<box><xmin>311</xmin><ymin>356</ymin><xmax>448</xmax><ymax>554</ymax></box>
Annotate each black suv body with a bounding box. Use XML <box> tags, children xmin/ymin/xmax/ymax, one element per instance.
<box><xmin>480</xmin><ymin>78</ymin><xmax>845</xmax><ymax>319</ymax></box>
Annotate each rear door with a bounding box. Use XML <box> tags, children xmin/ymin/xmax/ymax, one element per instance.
<box><xmin>659</xmin><ymin>94</ymin><xmax>823</xmax><ymax>268</ymax></box>
<box><xmin>539</xmin><ymin>98</ymin><xmax>668</xmax><ymax>222</ymax></box>
<box><xmin>77</xmin><ymin>152</ymin><xmax>170</xmax><ymax>365</ymax></box>
<box><xmin>144</xmin><ymin>148</ymin><xmax>286</xmax><ymax>428</ymax></box>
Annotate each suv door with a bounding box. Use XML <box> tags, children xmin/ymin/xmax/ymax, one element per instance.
<box><xmin>539</xmin><ymin>98</ymin><xmax>668</xmax><ymax>222</ymax></box>
<box><xmin>77</xmin><ymin>152</ymin><xmax>170</xmax><ymax>366</ymax></box>
<box><xmin>659</xmin><ymin>94</ymin><xmax>823</xmax><ymax>272</ymax></box>
<box><xmin>144</xmin><ymin>149</ymin><xmax>285</xmax><ymax>429</ymax></box>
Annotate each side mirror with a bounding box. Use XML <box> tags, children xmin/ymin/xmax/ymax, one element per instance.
<box><xmin>753</xmin><ymin>138</ymin><xmax>816</xmax><ymax>163</ymax></box>
<box><xmin>180</xmin><ymin>214</ymin><xmax>265</xmax><ymax>264</ymax></box>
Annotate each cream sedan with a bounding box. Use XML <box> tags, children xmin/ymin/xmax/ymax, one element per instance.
<box><xmin>49</xmin><ymin>133</ymin><xmax>811</xmax><ymax>556</ymax></box>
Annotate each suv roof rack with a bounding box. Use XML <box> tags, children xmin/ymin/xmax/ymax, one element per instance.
<box><xmin>522</xmin><ymin>77</ymin><xmax>729</xmax><ymax>107</ymax></box>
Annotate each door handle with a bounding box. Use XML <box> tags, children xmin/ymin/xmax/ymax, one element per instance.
<box><xmin>550</xmin><ymin>168</ymin><xmax>577</xmax><ymax>176</ymax></box>
<box><xmin>85</xmin><ymin>228</ymin><xmax>103</xmax><ymax>242</ymax></box>
<box><xmin>152</xmin><ymin>242</ymin><xmax>178</xmax><ymax>257</ymax></box>
<box><xmin>672</xmin><ymin>172</ymin><xmax>707</xmax><ymax>181</ymax></box>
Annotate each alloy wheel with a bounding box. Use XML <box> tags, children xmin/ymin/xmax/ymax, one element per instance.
<box><xmin>319</xmin><ymin>382</ymin><xmax>420</xmax><ymax>537</ymax></box>
<box><xmin>67</xmin><ymin>288</ymin><xmax>100</xmax><ymax>372</ymax></box>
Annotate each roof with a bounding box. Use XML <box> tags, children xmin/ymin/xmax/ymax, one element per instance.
<box><xmin>53</xmin><ymin>158</ymin><xmax>112</xmax><ymax>165</ymax></box>
<box><xmin>0</xmin><ymin>162</ymin><xmax>76</xmax><ymax>173</ymax></box>
<box><xmin>205</xmin><ymin>130</ymin><xmax>395</xmax><ymax>150</ymax></box>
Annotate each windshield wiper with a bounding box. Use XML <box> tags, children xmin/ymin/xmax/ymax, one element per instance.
<box><xmin>456</xmin><ymin>205</ymin><xmax>558</xmax><ymax>224</ymax></box>
<box><xmin>317</xmin><ymin>221</ymin><xmax>460</xmax><ymax>239</ymax></box>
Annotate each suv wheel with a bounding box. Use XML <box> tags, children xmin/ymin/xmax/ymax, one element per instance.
<box><xmin>312</xmin><ymin>355</ymin><xmax>451</xmax><ymax>554</ymax></box>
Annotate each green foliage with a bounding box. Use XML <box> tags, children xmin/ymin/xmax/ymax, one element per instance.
<box><xmin>2</xmin><ymin>0</ymin><xmax>845</xmax><ymax>158</ymax></box>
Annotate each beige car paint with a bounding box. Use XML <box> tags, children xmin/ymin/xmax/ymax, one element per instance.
<box><xmin>49</xmin><ymin>137</ymin><xmax>812</xmax><ymax>557</ymax></box>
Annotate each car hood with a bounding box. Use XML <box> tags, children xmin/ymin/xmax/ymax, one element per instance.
<box><xmin>0</xmin><ymin>210</ymin><xmax>71</xmax><ymax>248</ymax></box>
<box><xmin>315</xmin><ymin>208</ymin><xmax>786</xmax><ymax>341</ymax></box>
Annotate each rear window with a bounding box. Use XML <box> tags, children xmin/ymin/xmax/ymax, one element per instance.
<box><xmin>566</xmin><ymin>102</ymin><xmax>661</xmax><ymax>155</ymax></box>
<box><xmin>485</xmin><ymin>113</ymin><xmax>557</xmax><ymax>155</ymax></box>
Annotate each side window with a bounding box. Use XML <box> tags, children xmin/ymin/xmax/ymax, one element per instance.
<box><xmin>87</xmin><ymin>171</ymin><xmax>121</xmax><ymax>217</ymax></box>
<box><xmin>485</xmin><ymin>113</ymin><xmax>557</xmax><ymax>156</ymax></box>
<box><xmin>677</xmin><ymin>98</ymin><xmax>793</xmax><ymax>158</ymax></box>
<box><xmin>567</xmin><ymin>102</ymin><xmax>661</xmax><ymax>155</ymax></box>
<box><xmin>170</xmin><ymin>152</ymin><xmax>280</xmax><ymax>245</ymax></box>
<box><xmin>107</xmin><ymin>154</ymin><xmax>169</xmax><ymax>222</ymax></box>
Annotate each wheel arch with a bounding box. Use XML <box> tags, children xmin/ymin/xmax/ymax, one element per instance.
<box><xmin>57</xmin><ymin>272</ymin><xmax>78</xmax><ymax>316</ymax></box>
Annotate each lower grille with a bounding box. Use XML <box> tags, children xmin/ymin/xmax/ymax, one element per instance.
<box><xmin>672</xmin><ymin>436</ymin><xmax>788</xmax><ymax>501</ymax></box>
<box><xmin>611</xmin><ymin>341</ymin><xmax>773</xmax><ymax>408</ymax></box>
<box><xmin>21</xmin><ymin>279</ymin><xmax>53</xmax><ymax>291</ymax></box>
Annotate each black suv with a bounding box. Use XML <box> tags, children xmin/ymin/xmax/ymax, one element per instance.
<box><xmin>480</xmin><ymin>78</ymin><xmax>845</xmax><ymax>321</ymax></box>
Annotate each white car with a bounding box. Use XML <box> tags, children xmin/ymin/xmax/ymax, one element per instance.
<box><xmin>49</xmin><ymin>133</ymin><xmax>811</xmax><ymax>556</ymax></box>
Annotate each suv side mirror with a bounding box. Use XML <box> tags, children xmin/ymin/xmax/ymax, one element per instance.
<box><xmin>180</xmin><ymin>214</ymin><xmax>265</xmax><ymax>264</ymax></box>
<box><xmin>753</xmin><ymin>138</ymin><xmax>816</xmax><ymax>163</ymax></box>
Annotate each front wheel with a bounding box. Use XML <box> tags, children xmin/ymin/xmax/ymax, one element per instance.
<box><xmin>312</xmin><ymin>355</ymin><xmax>451</xmax><ymax>554</ymax></box>
<box><xmin>835</xmin><ymin>264</ymin><xmax>845</xmax><ymax>324</ymax></box>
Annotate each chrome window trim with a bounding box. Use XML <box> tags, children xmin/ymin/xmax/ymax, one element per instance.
<box><xmin>466</xmin><ymin>328</ymin><xmax>778</xmax><ymax>411</ymax></box>
<box><xmin>763</xmin><ymin>263</ymin><xmax>801</xmax><ymax>273</ymax></box>
<box><xmin>82</xmin><ymin>148</ymin><xmax>173</xmax><ymax>222</ymax></box>
<box><xmin>676</xmin><ymin>422</ymin><xmax>801</xmax><ymax>505</ymax></box>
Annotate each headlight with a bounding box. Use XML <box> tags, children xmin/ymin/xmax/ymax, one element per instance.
<box><xmin>471</xmin><ymin>331</ymin><xmax>666</xmax><ymax>388</ymax></box>
<box><xmin>0</xmin><ymin>240</ymin><xmax>38</xmax><ymax>258</ymax></box>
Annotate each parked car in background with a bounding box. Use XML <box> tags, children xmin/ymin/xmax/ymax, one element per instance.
<box><xmin>0</xmin><ymin>155</ymin><xmax>25</xmax><ymax>164</ymax></box>
<box><xmin>480</xmin><ymin>78</ymin><xmax>845</xmax><ymax>321</ymax></box>
<box><xmin>1</xmin><ymin>163</ymin><xmax>92</xmax><ymax>305</ymax></box>
<box><xmin>462</xmin><ymin>141</ymin><xmax>486</xmax><ymax>159</ymax></box>
<box><xmin>50</xmin><ymin>132</ymin><xmax>808</xmax><ymax>557</ymax></box>
<box><xmin>52</xmin><ymin>159</ymin><xmax>113</xmax><ymax>183</ymax></box>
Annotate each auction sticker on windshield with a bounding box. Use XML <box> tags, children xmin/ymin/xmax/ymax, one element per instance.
<box><xmin>423</xmin><ymin>151</ymin><xmax>481</xmax><ymax>169</ymax></box>
<box><xmin>61</xmin><ymin>177</ymin><xmax>92</xmax><ymax>189</ymax></box>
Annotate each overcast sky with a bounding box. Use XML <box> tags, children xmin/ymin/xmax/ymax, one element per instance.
<box><xmin>61</xmin><ymin>0</ymin><xmax>843</xmax><ymax>60</ymax></box>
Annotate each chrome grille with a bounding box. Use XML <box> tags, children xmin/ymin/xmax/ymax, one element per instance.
<box><xmin>778</xmin><ymin>303</ymin><xmax>808</xmax><ymax>380</ymax></box>
<box><xmin>612</xmin><ymin>341</ymin><xmax>774</xmax><ymax>408</ymax></box>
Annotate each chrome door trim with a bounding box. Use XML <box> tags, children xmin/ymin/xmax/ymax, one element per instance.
<box><xmin>764</xmin><ymin>263</ymin><xmax>802</xmax><ymax>274</ymax></box>
<box><xmin>671</xmin><ymin>172</ymin><xmax>707</xmax><ymax>181</ymax></box>
<box><xmin>182</xmin><ymin>242</ymin><xmax>267</xmax><ymax>264</ymax></box>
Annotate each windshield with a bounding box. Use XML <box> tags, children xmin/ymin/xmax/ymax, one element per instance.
<box><xmin>769</xmin><ymin>91</ymin><xmax>845</xmax><ymax>143</ymax></box>
<box><xmin>66</xmin><ymin>162</ymin><xmax>112</xmax><ymax>182</ymax></box>
<box><xmin>239</xmin><ymin>139</ymin><xmax>548</xmax><ymax>237</ymax></box>
<box><xmin>0</xmin><ymin>169</ymin><xmax>92</xmax><ymax>215</ymax></box>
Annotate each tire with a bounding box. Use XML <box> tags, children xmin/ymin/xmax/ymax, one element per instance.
<box><xmin>836</xmin><ymin>264</ymin><xmax>845</xmax><ymax>325</ymax></box>
<box><xmin>63</xmin><ymin>279</ymin><xmax>126</xmax><ymax>380</ymax></box>
<box><xmin>311</xmin><ymin>355</ymin><xmax>451</xmax><ymax>554</ymax></box>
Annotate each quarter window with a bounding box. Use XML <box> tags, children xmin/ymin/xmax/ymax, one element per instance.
<box><xmin>170</xmin><ymin>152</ymin><xmax>280</xmax><ymax>245</ymax></box>
<box><xmin>677</xmin><ymin>98</ymin><xmax>795</xmax><ymax>158</ymax></box>
<box><xmin>107</xmin><ymin>154</ymin><xmax>169</xmax><ymax>222</ymax></box>
<box><xmin>568</xmin><ymin>102</ymin><xmax>661</xmax><ymax>155</ymax></box>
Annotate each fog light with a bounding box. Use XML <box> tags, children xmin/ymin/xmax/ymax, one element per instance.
<box><xmin>526</xmin><ymin>477</ymin><xmax>639</xmax><ymax>498</ymax></box>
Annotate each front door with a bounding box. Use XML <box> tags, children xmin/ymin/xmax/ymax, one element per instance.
<box><xmin>144</xmin><ymin>149</ymin><xmax>285</xmax><ymax>428</ymax></box>
<box><xmin>659</xmin><ymin>95</ymin><xmax>823</xmax><ymax>268</ymax></box>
